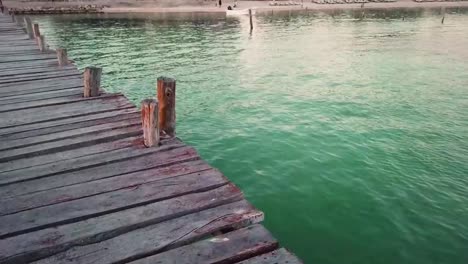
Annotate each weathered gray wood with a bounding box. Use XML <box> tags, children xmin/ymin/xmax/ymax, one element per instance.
<box><xmin>0</xmin><ymin>185</ymin><xmax>245</xmax><ymax>264</ymax></box>
<box><xmin>238</xmin><ymin>248</ymin><xmax>303</xmax><ymax>264</ymax></box>
<box><xmin>32</xmin><ymin>23</ymin><xmax>40</xmax><ymax>39</ymax></box>
<box><xmin>0</xmin><ymin>169</ymin><xmax>229</xmax><ymax>238</ymax></box>
<box><xmin>0</xmin><ymin>88</ymin><xmax>82</xmax><ymax>105</ymax></box>
<box><xmin>0</xmin><ymin>53</ymin><xmax>56</xmax><ymax>63</ymax></box>
<box><xmin>0</xmin><ymin>108</ymin><xmax>138</xmax><ymax>136</ymax></box>
<box><xmin>0</xmin><ymin>110</ymin><xmax>139</xmax><ymax>140</ymax></box>
<box><xmin>83</xmin><ymin>66</ymin><xmax>101</xmax><ymax>97</ymax></box>
<box><xmin>0</xmin><ymin>143</ymin><xmax>194</xmax><ymax>196</ymax></box>
<box><xmin>131</xmin><ymin>224</ymin><xmax>278</xmax><ymax>264</ymax></box>
<box><xmin>0</xmin><ymin>117</ymin><xmax>141</xmax><ymax>151</ymax></box>
<box><xmin>32</xmin><ymin>200</ymin><xmax>263</xmax><ymax>264</ymax></box>
<box><xmin>0</xmin><ymin>68</ymin><xmax>78</xmax><ymax>84</ymax></box>
<box><xmin>0</xmin><ymin>92</ymin><xmax>121</xmax><ymax>113</ymax></box>
<box><xmin>0</xmin><ymin>95</ymin><xmax>134</xmax><ymax>128</ymax></box>
<box><xmin>37</xmin><ymin>35</ymin><xmax>46</xmax><ymax>52</ymax></box>
<box><xmin>141</xmin><ymin>99</ymin><xmax>159</xmax><ymax>147</ymax></box>
<box><xmin>0</xmin><ymin>159</ymin><xmax>211</xmax><ymax>214</ymax></box>
<box><xmin>0</xmin><ymin>137</ymin><xmax>143</xmax><ymax>176</ymax></box>
<box><xmin>0</xmin><ymin>124</ymin><xmax>142</xmax><ymax>163</ymax></box>
<box><xmin>157</xmin><ymin>77</ymin><xmax>176</xmax><ymax>137</ymax></box>
<box><xmin>23</xmin><ymin>17</ymin><xmax>33</xmax><ymax>39</ymax></box>
<box><xmin>56</xmin><ymin>48</ymin><xmax>68</xmax><ymax>66</ymax></box>
<box><xmin>0</xmin><ymin>65</ymin><xmax>78</xmax><ymax>78</ymax></box>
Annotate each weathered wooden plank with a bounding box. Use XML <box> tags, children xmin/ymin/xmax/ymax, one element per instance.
<box><xmin>0</xmin><ymin>124</ymin><xmax>142</xmax><ymax>163</ymax></box>
<box><xmin>0</xmin><ymin>110</ymin><xmax>139</xmax><ymax>140</ymax></box>
<box><xmin>0</xmin><ymin>59</ymin><xmax>60</xmax><ymax>71</ymax></box>
<box><xmin>131</xmin><ymin>224</ymin><xmax>278</xmax><ymax>264</ymax></box>
<box><xmin>0</xmin><ymin>75</ymin><xmax>82</xmax><ymax>92</ymax></box>
<box><xmin>0</xmin><ymin>70</ymin><xmax>80</xmax><ymax>84</ymax></box>
<box><xmin>0</xmin><ymin>92</ymin><xmax>126</xmax><ymax>113</ymax></box>
<box><xmin>0</xmin><ymin>65</ymin><xmax>78</xmax><ymax>78</ymax></box>
<box><xmin>0</xmin><ymin>136</ymin><xmax>144</xmax><ymax>174</ymax></box>
<box><xmin>0</xmin><ymin>159</ymin><xmax>212</xmax><ymax>215</ymax></box>
<box><xmin>0</xmin><ymin>88</ymin><xmax>82</xmax><ymax>105</ymax></box>
<box><xmin>0</xmin><ymin>94</ymin><xmax>85</xmax><ymax>113</ymax></box>
<box><xmin>32</xmin><ymin>200</ymin><xmax>263</xmax><ymax>264</ymax></box>
<box><xmin>0</xmin><ymin>143</ymin><xmax>195</xmax><ymax>196</ymax></box>
<box><xmin>0</xmin><ymin>117</ymin><xmax>141</xmax><ymax>151</ymax></box>
<box><xmin>0</xmin><ymin>108</ymin><xmax>139</xmax><ymax>137</ymax></box>
<box><xmin>0</xmin><ymin>53</ymin><xmax>57</xmax><ymax>63</ymax></box>
<box><xmin>238</xmin><ymin>248</ymin><xmax>303</xmax><ymax>264</ymax></box>
<box><xmin>0</xmin><ymin>95</ymin><xmax>134</xmax><ymax>128</ymax></box>
<box><xmin>0</xmin><ymin>184</ymin><xmax>245</xmax><ymax>264</ymax></box>
<box><xmin>0</xmin><ymin>169</ymin><xmax>229</xmax><ymax>238</ymax></box>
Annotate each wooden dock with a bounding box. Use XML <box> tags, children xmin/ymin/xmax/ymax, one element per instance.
<box><xmin>0</xmin><ymin>10</ymin><xmax>302</xmax><ymax>264</ymax></box>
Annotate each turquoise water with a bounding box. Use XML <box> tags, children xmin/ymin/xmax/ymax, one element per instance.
<box><xmin>33</xmin><ymin>9</ymin><xmax>468</xmax><ymax>264</ymax></box>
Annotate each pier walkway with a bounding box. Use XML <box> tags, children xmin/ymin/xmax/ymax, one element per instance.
<box><xmin>0</xmin><ymin>11</ymin><xmax>302</xmax><ymax>264</ymax></box>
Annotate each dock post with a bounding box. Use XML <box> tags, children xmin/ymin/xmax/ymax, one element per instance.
<box><xmin>83</xmin><ymin>67</ymin><xmax>102</xmax><ymax>97</ymax></box>
<box><xmin>32</xmin><ymin>23</ymin><xmax>41</xmax><ymax>39</ymax></box>
<box><xmin>249</xmin><ymin>9</ymin><xmax>253</xmax><ymax>31</ymax></box>
<box><xmin>157</xmin><ymin>77</ymin><xmax>176</xmax><ymax>138</ymax></box>
<box><xmin>56</xmin><ymin>48</ymin><xmax>69</xmax><ymax>66</ymax></box>
<box><xmin>37</xmin><ymin>35</ymin><xmax>46</xmax><ymax>52</ymax></box>
<box><xmin>141</xmin><ymin>99</ymin><xmax>160</xmax><ymax>147</ymax></box>
<box><xmin>23</xmin><ymin>17</ymin><xmax>34</xmax><ymax>39</ymax></box>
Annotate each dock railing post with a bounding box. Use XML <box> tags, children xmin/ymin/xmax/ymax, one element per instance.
<box><xmin>83</xmin><ymin>67</ymin><xmax>102</xmax><ymax>97</ymax></box>
<box><xmin>249</xmin><ymin>9</ymin><xmax>253</xmax><ymax>32</ymax></box>
<box><xmin>141</xmin><ymin>99</ymin><xmax>160</xmax><ymax>147</ymax></box>
<box><xmin>32</xmin><ymin>23</ymin><xmax>41</xmax><ymax>39</ymax></box>
<box><xmin>23</xmin><ymin>17</ymin><xmax>34</xmax><ymax>39</ymax></box>
<box><xmin>157</xmin><ymin>77</ymin><xmax>176</xmax><ymax>138</ymax></box>
<box><xmin>56</xmin><ymin>48</ymin><xmax>69</xmax><ymax>66</ymax></box>
<box><xmin>37</xmin><ymin>35</ymin><xmax>46</xmax><ymax>52</ymax></box>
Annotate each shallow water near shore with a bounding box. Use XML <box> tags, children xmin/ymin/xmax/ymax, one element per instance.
<box><xmin>33</xmin><ymin>9</ymin><xmax>468</xmax><ymax>264</ymax></box>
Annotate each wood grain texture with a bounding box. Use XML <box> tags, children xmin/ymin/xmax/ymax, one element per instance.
<box><xmin>157</xmin><ymin>77</ymin><xmax>176</xmax><ymax>137</ymax></box>
<box><xmin>238</xmin><ymin>248</ymin><xmax>304</xmax><ymax>264</ymax></box>
<box><xmin>0</xmin><ymin>184</ymin><xmax>245</xmax><ymax>264</ymax></box>
<box><xmin>32</xmin><ymin>200</ymin><xmax>263</xmax><ymax>264</ymax></box>
<box><xmin>131</xmin><ymin>224</ymin><xmax>278</xmax><ymax>264</ymax></box>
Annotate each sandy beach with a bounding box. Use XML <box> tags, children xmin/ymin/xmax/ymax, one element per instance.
<box><xmin>4</xmin><ymin>0</ymin><xmax>468</xmax><ymax>14</ymax></box>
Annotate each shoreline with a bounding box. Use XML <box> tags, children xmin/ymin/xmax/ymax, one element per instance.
<box><xmin>4</xmin><ymin>0</ymin><xmax>468</xmax><ymax>15</ymax></box>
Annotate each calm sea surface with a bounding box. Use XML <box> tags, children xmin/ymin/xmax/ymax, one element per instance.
<box><xmin>33</xmin><ymin>9</ymin><xmax>468</xmax><ymax>264</ymax></box>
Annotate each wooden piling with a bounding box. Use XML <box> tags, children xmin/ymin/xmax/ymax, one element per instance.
<box><xmin>32</xmin><ymin>23</ymin><xmax>41</xmax><ymax>39</ymax></box>
<box><xmin>157</xmin><ymin>77</ymin><xmax>176</xmax><ymax>138</ymax></box>
<box><xmin>141</xmin><ymin>99</ymin><xmax>160</xmax><ymax>147</ymax></box>
<box><xmin>23</xmin><ymin>17</ymin><xmax>34</xmax><ymax>39</ymax></box>
<box><xmin>37</xmin><ymin>35</ymin><xmax>46</xmax><ymax>52</ymax></box>
<box><xmin>56</xmin><ymin>48</ymin><xmax>69</xmax><ymax>66</ymax></box>
<box><xmin>249</xmin><ymin>9</ymin><xmax>253</xmax><ymax>31</ymax></box>
<box><xmin>83</xmin><ymin>67</ymin><xmax>102</xmax><ymax>97</ymax></box>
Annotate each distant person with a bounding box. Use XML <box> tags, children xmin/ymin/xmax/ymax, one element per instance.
<box><xmin>227</xmin><ymin>5</ymin><xmax>232</xmax><ymax>10</ymax></box>
<box><xmin>219</xmin><ymin>0</ymin><xmax>222</xmax><ymax>7</ymax></box>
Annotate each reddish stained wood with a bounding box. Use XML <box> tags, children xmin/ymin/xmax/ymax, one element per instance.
<box><xmin>37</xmin><ymin>35</ymin><xmax>46</xmax><ymax>52</ymax></box>
<box><xmin>56</xmin><ymin>48</ymin><xmax>68</xmax><ymax>66</ymax></box>
<box><xmin>141</xmin><ymin>99</ymin><xmax>159</xmax><ymax>147</ymax></box>
<box><xmin>32</xmin><ymin>23</ymin><xmax>40</xmax><ymax>39</ymax></box>
<box><xmin>157</xmin><ymin>77</ymin><xmax>176</xmax><ymax>138</ymax></box>
<box><xmin>83</xmin><ymin>66</ymin><xmax>101</xmax><ymax>97</ymax></box>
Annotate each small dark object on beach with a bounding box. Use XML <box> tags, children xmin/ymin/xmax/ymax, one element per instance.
<box><xmin>227</xmin><ymin>5</ymin><xmax>232</xmax><ymax>10</ymax></box>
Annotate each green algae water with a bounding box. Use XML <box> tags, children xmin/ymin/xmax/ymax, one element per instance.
<box><xmin>33</xmin><ymin>9</ymin><xmax>468</xmax><ymax>264</ymax></box>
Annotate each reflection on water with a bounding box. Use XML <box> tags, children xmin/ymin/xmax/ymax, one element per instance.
<box><xmin>32</xmin><ymin>9</ymin><xmax>468</xmax><ymax>264</ymax></box>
